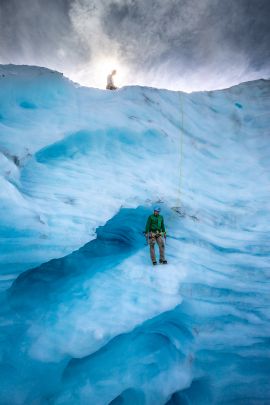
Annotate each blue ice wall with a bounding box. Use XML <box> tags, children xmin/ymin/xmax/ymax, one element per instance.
<box><xmin>0</xmin><ymin>66</ymin><xmax>270</xmax><ymax>404</ymax></box>
<box><xmin>1</xmin><ymin>204</ymin><xmax>269</xmax><ymax>404</ymax></box>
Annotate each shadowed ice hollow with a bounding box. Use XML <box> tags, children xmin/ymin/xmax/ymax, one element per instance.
<box><xmin>0</xmin><ymin>65</ymin><xmax>269</xmax><ymax>404</ymax></box>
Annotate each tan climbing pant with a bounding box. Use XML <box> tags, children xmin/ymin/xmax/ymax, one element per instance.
<box><xmin>149</xmin><ymin>232</ymin><xmax>165</xmax><ymax>263</ymax></box>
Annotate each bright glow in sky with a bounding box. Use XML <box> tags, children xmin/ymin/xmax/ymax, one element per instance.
<box><xmin>70</xmin><ymin>57</ymin><xmax>129</xmax><ymax>89</ymax></box>
<box><xmin>0</xmin><ymin>0</ymin><xmax>269</xmax><ymax>92</ymax></box>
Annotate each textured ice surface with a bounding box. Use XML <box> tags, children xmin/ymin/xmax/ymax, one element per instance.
<box><xmin>0</xmin><ymin>65</ymin><xmax>270</xmax><ymax>404</ymax></box>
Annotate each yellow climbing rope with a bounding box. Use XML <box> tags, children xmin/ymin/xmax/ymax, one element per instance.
<box><xmin>173</xmin><ymin>91</ymin><xmax>185</xmax><ymax>213</ymax></box>
<box><xmin>179</xmin><ymin>92</ymin><xmax>184</xmax><ymax>204</ymax></box>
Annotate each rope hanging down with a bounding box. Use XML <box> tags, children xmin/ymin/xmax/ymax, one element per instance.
<box><xmin>179</xmin><ymin>92</ymin><xmax>184</xmax><ymax>204</ymax></box>
<box><xmin>173</xmin><ymin>91</ymin><xmax>185</xmax><ymax>214</ymax></box>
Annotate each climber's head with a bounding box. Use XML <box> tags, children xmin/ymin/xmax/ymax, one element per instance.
<box><xmin>154</xmin><ymin>207</ymin><xmax>161</xmax><ymax>216</ymax></box>
<box><xmin>112</xmin><ymin>69</ymin><xmax>117</xmax><ymax>75</ymax></box>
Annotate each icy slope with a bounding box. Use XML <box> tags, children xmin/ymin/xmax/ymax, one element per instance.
<box><xmin>0</xmin><ymin>65</ymin><xmax>270</xmax><ymax>404</ymax></box>
<box><xmin>0</xmin><ymin>64</ymin><xmax>186</xmax><ymax>281</ymax></box>
<box><xmin>1</xmin><ymin>65</ymin><xmax>269</xmax><ymax>284</ymax></box>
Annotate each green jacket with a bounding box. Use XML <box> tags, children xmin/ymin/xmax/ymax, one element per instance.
<box><xmin>145</xmin><ymin>214</ymin><xmax>166</xmax><ymax>234</ymax></box>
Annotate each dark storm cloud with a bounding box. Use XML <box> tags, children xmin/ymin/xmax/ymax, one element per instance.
<box><xmin>0</xmin><ymin>0</ymin><xmax>269</xmax><ymax>90</ymax></box>
<box><xmin>102</xmin><ymin>0</ymin><xmax>270</xmax><ymax>77</ymax></box>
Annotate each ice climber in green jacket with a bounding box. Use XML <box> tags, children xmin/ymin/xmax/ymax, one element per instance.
<box><xmin>145</xmin><ymin>207</ymin><xmax>167</xmax><ymax>265</ymax></box>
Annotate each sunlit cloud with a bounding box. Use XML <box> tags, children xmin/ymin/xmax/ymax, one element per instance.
<box><xmin>69</xmin><ymin>57</ymin><xmax>129</xmax><ymax>89</ymax></box>
<box><xmin>0</xmin><ymin>0</ymin><xmax>269</xmax><ymax>92</ymax></box>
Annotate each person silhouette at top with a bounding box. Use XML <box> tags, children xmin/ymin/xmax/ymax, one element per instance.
<box><xmin>106</xmin><ymin>69</ymin><xmax>117</xmax><ymax>90</ymax></box>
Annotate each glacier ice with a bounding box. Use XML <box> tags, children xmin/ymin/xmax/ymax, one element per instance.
<box><xmin>0</xmin><ymin>65</ymin><xmax>269</xmax><ymax>404</ymax></box>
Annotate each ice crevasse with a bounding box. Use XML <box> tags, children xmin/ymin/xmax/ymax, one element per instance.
<box><xmin>0</xmin><ymin>65</ymin><xmax>269</xmax><ymax>404</ymax></box>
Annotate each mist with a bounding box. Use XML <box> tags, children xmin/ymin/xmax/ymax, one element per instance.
<box><xmin>0</xmin><ymin>0</ymin><xmax>269</xmax><ymax>91</ymax></box>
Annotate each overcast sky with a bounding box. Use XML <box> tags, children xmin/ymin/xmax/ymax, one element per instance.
<box><xmin>0</xmin><ymin>0</ymin><xmax>269</xmax><ymax>91</ymax></box>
